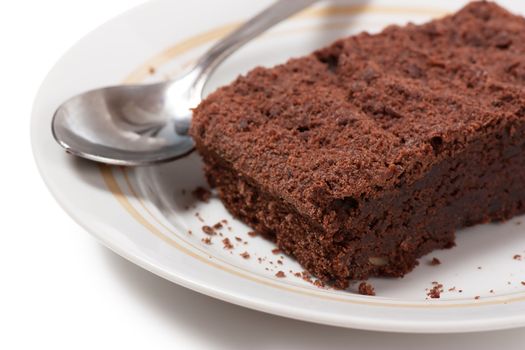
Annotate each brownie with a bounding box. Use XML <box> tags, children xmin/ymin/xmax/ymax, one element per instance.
<box><xmin>191</xmin><ymin>2</ymin><xmax>525</xmax><ymax>289</ymax></box>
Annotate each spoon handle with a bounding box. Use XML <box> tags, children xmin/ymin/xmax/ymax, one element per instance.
<box><xmin>190</xmin><ymin>0</ymin><xmax>318</xmax><ymax>95</ymax></box>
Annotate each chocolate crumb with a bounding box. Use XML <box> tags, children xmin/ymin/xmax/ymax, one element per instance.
<box><xmin>301</xmin><ymin>271</ymin><xmax>313</xmax><ymax>283</ymax></box>
<box><xmin>277</xmin><ymin>260</ymin><xmax>283</xmax><ymax>265</ymax></box>
<box><xmin>429</xmin><ymin>257</ymin><xmax>441</xmax><ymax>266</ymax></box>
<box><xmin>275</xmin><ymin>271</ymin><xmax>286</xmax><ymax>278</ymax></box>
<box><xmin>477</xmin><ymin>266</ymin><xmax>482</xmax><ymax>270</ymax></box>
<box><xmin>358</xmin><ymin>282</ymin><xmax>376</xmax><ymax>296</ymax></box>
<box><xmin>294</xmin><ymin>272</ymin><xmax>301</xmax><ymax>277</ymax></box>
<box><xmin>148</xmin><ymin>66</ymin><xmax>156</xmax><ymax>75</ymax></box>
<box><xmin>513</xmin><ymin>254</ymin><xmax>522</xmax><ymax>261</ymax></box>
<box><xmin>235</xmin><ymin>236</ymin><xmax>242</xmax><ymax>242</ymax></box>
<box><xmin>271</xmin><ymin>248</ymin><xmax>282</xmax><ymax>254</ymax></box>
<box><xmin>222</xmin><ymin>238</ymin><xmax>233</xmax><ymax>249</ymax></box>
<box><xmin>448</xmin><ymin>287</ymin><xmax>456</xmax><ymax>292</ymax></box>
<box><xmin>489</xmin><ymin>289</ymin><xmax>494</xmax><ymax>293</ymax></box>
<box><xmin>313</xmin><ymin>279</ymin><xmax>325</xmax><ymax>288</ymax></box>
<box><xmin>187</xmin><ymin>230</ymin><xmax>192</xmax><ymax>235</ymax></box>
<box><xmin>521</xmin><ymin>281</ymin><xmax>525</xmax><ymax>286</ymax></box>
<box><xmin>474</xmin><ymin>296</ymin><xmax>480</xmax><ymax>300</ymax></box>
<box><xmin>240</xmin><ymin>251</ymin><xmax>250</xmax><ymax>259</ymax></box>
<box><xmin>192</xmin><ymin>187</ymin><xmax>211</xmax><ymax>202</ymax></box>
<box><xmin>195</xmin><ymin>212</ymin><xmax>204</xmax><ymax>222</ymax></box>
<box><xmin>427</xmin><ymin>283</ymin><xmax>443</xmax><ymax>299</ymax></box>
<box><xmin>213</xmin><ymin>222</ymin><xmax>223</xmax><ymax>230</ymax></box>
<box><xmin>201</xmin><ymin>225</ymin><xmax>215</xmax><ymax>235</ymax></box>
<box><xmin>201</xmin><ymin>237</ymin><xmax>212</xmax><ymax>245</ymax></box>
<box><xmin>247</xmin><ymin>231</ymin><xmax>257</xmax><ymax>237</ymax></box>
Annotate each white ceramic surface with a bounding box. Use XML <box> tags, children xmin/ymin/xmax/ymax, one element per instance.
<box><xmin>32</xmin><ymin>0</ymin><xmax>525</xmax><ymax>333</ymax></box>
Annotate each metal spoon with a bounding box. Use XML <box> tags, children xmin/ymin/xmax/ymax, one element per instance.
<box><xmin>52</xmin><ymin>0</ymin><xmax>317</xmax><ymax>166</ymax></box>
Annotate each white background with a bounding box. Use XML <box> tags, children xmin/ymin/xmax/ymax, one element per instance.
<box><xmin>2</xmin><ymin>0</ymin><xmax>525</xmax><ymax>349</ymax></box>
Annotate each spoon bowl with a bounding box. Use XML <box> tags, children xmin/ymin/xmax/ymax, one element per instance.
<box><xmin>52</xmin><ymin>76</ymin><xmax>196</xmax><ymax>165</ymax></box>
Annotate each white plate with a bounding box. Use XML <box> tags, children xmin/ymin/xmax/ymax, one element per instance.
<box><xmin>32</xmin><ymin>0</ymin><xmax>525</xmax><ymax>333</ymax></box>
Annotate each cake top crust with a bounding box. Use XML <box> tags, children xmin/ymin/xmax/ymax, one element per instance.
<box><xmin>192</xmin><ymin>2</ymin><xmax>525</xmax><ymax>215</ymax></box>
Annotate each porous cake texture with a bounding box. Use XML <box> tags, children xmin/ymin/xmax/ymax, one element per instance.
<box><xmin>191</xmin><ymin>2</ymin><xmax>525</xmax><ymax>288</ymax></box>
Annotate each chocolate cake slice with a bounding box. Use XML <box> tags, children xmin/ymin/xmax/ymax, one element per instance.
<box><xmin>191</xmin><ymin>2</ymin><xmax>525</xmax><ymax>288</ymax></box>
